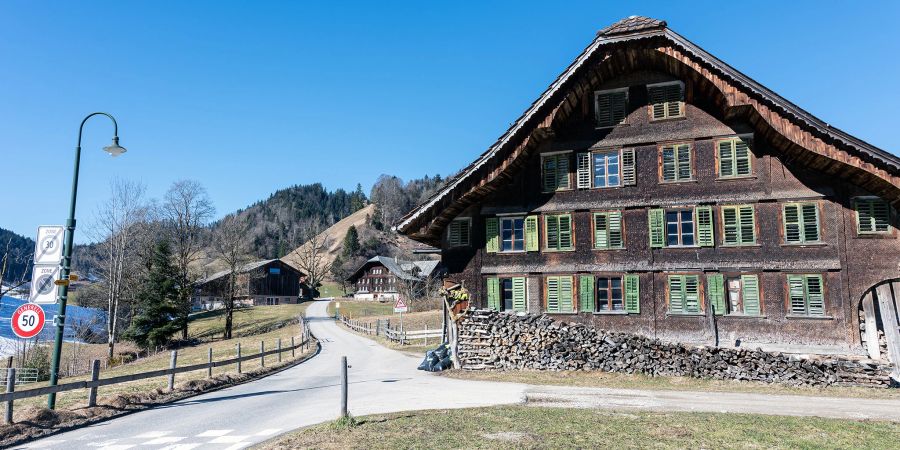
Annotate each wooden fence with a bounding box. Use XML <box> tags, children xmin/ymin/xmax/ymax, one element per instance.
<box><xmin>2</xmin><ymin>317</ymin><xmax>313</xmax><ymax>424</ymax></box>
<box><xmin>338</xmin><ymin>315</ymin><xmax>443</xmax><ymax>346</ymax></box>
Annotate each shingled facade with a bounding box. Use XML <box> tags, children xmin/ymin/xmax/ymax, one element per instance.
<box><xmin>397</xmin><ymin>17</ymin><xmax>900</xmax><ymax>357</ymax></box>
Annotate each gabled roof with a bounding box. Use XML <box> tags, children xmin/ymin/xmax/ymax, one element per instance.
<box><xmin>346</xmin><ymin>256</ymin><xmax>441</xmax><ymax>283</ymax></box>
<box><xmin>395</xmin><ymin>16</ymin><xmax>900</xmax><ymax>246</ymax></box>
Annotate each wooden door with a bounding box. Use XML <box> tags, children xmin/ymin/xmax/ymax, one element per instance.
<box><xmin>874</xmin><ymin>281</ymin><xmax>900</xmax><ymax>380</ymax></box>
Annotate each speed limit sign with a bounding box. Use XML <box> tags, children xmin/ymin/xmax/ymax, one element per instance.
<box><xmin>11</xmin><ymin>303</ymin><xmax>46</xmax><ymax>339</ymax></box>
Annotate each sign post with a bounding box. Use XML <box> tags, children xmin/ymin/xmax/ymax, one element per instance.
<box><xmin>394</xmin><ymin>298</ymin><xmax>408</xmax><ymax>344</ymax></box>
<box><xmin>10</xmin><ymin>304</ymin><xmax>46</xmax><ymax>340</ymax></box>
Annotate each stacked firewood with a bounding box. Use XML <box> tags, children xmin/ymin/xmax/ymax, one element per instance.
<box><xmin>458</xmin><ymin>309</ymin><xmax>895</xmax><ymax>388</ymax></box>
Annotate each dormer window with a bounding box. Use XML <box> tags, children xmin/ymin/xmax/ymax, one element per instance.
<box><xmin>595</xmin><ymin>88</ymin><xmax>628</xmax><ymax>128</ymax></box>
<box><xmin>647</xmin><ymin>81</ymin><xmax>684</xmax><ymax>120</ymax></box>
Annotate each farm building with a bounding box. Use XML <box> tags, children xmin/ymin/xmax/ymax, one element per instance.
<box><xmin>347</xmin><ymin>256</ymin><xmax>442</xmax><ymax>302</ymax></box>
<box><xmin>396</xmin><ymin>16</ymin><xmax>900</xmax><ymax>365</ymax></box>
<box><xmin>192</xmin><ymin>259</ymin><xmax>311</xmax><ymax>310</ymax></box>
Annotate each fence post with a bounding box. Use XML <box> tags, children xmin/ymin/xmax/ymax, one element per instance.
<box><xmin>260</xmin><ymin>341</ymin><xmax>265</xmax><ymax>368</ymax></box>
<box><xmin>168</xmin><ymin>351</ymin><xmax>178</xmax><ymax>391</ymax></box>
<box><xmin>5</xmin><ymin>368</ymin><xmax>14</xmax><ymax>424</ymax></box>
<box><xmin>236</xmin><ymin>343</ymin><xmax>242</xmax><ymax>374</ymax></box>
<box><xmin>88</xmin><ymin>360</ymin><xmax>100</xmax><ymax>407</ymax></box>
<box><xmin>207</xmin><ymin>348</ymin><xmax>213</xmax><ymax>379</ymax></box>
<box><xmin>425</xmin><ymin>324</ymin><xmax>429</xmax><ymax>347</ymax></box>
<box><xmin>291</xmin><ymin>336</ymin><xmax>296</xmax><ymax>358</ymax></box>
<box><xmin>277</xmin><ymin>338</ymin><xmax>282</xmax><ymax>363</ymax></box>
<box><xmin>340</xmin><ymin>356</ymin><xmax>348</xmax><ymax>419</ymax></box>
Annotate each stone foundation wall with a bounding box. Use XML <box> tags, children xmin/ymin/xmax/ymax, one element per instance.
<box><xmin>457</xmin><ymin>309</ymin><xmax>896</xmax><ymax>388</ymax></box>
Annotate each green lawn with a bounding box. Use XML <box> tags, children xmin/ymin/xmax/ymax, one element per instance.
<box><xmin>318</xmin><ymin>281</ymin><xmax>347</xmax><ymax>298</ymax></box>
<box><xmin>259</xmin><ymin>406</ymin><xmax>900</xmax><ymax>449</ymax></box>
<box><xmin>189</xmin><ymin>303</ymin><xmax>309</xmax><ymax>341</ymax></box>
<box><xmin>327</xmin><ymin>299</ymin><xmax>395</xmax><ymax>318</ymax></box>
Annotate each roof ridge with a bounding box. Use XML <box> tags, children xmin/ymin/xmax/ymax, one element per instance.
<box><xmin>597</xmin><ymin>15</ymin><xmax>666</xmax><ymax>36</ymax></box>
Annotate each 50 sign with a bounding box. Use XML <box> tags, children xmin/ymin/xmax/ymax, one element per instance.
<box><xmin>11</xmin><ymin>303</ymin><xmax>46</xmax><ymax>339</ymax></box>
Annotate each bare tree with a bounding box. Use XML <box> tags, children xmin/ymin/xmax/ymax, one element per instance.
<box><xmin>161</xmin><ymin>180</ymin><xmax>215</xmax><ymax>340</ymax></box>
<box><xmin>287</xmin><ymin>221</ymin><xmax>330</xmax><ymax>297</ymax></box>
<box><xmin>0</xmin><ymin>236</ymin><xmax>31</xmax><ymax>298</ymax></box>
<box><xmin>211</xmin><ymin>217</ymin><xmax>252</xmax><ymax>340</ymax></box>
<box><xmin>88</xmin><ymin>179</ymin><xmax>149</xmax><ymax>360</ymax></box>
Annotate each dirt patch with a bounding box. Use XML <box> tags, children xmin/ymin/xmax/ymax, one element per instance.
<box><xmin>0</xmin><ymin>340</ymin><xmax>319</xmax><ymax>448</ymax></box>
<box><xmin>481</xmin><ymin>431</ymin><xmax>533</xmax><ymax>442</ymax></box>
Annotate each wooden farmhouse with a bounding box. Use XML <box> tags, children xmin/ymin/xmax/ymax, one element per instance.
<box><xmin>346</xmin><ymin>256</ymin><xmax>442</xmax><ymax>302</ymax></box>
<box><xmin>192</xmin><ymin>259</ymin><xmax>311</xmax><ymax>310</ymax></box>
<box><xmin>397</xmin><ymin>16</ymin><xmax>900</xmax><ymax>362</ymax></box>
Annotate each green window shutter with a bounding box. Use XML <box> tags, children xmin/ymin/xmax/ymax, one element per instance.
<box><xmin>723</xmin><ymin>207</ymin><xmax>738</xmax><ymax>245</ymax></box>
<box><xmin>649</xmin><ymin>86</ymin><xmax>667</xmax><ymax>119</ymax></box>
<box><xmin>624</xmin><ymin>274</ymin><xmax>640</xmax><ymax>313</ymax></box>
<box><xmin>872</xmin><ymin>200</ymin><xmax>891</xmax><ymax>232</ymax></box>
<box><xmin>576</xmin><ymin>153</ymin><xmax>592</xmax><ymax>189</ymax></box>
<box><xmin>676</xmin><ymin>144</ymin><xmax>692</xmax><ymax>180</ymax></box>
<box><xmin>596</xmin><ymin>90</ymin><xmax>627</xmax><ymax>127</ymax></box>
<box><xmin>741</xmin><ymin>275</ymin><xmax>760</xmax><ymax>316</ymax></box>
<box><xmin>801</xmin><ymin>203</ymin><xmax>819</xmax><ymax>242</ymax></box>
<box><xmin>542</xmin><ymin>156</ymin><xmax>558</xmax><ymax>191</ymax></box>
<box><xmin>512</xmin><ymin>277</ymin><xmax>527</xmax><ymax>312</ymax></box>
<box><xmin>696</xmin><ymin>206</ymin><xmax>714</xmax><ymax>247</ymax></box>
<box><xmin>556</xmin><ymin>155</ymin><xmax>570</xmax><ymax>190</ymax></box>
<box><xmin>684</xmin><ymin>275</ymin><xmax>700</xmax><ymax>313</ymax></box>
<box><xmin>579</xmin><ymin>275</ymin><xmax>595</xmax><ymax>312</ymax></box>
<box><xmin>783</xmin><ymin>204</ymin><xmax>801</xmax><ymax>243</ymax></box>
<box><xmin>546</xmin><ymin>276</ymin><xmax>560</xmax><ymax>312</ymax></box>
<box><xmin>594</xmin><ymin>213</ymin><xmax>608</xmax><ymax>249</ymax></box>
<box><xmin>666</xmin><ymin>84</ymin><xmax>683</xmax><ymax>117</ymax></box>
<box><xmin>558</xmin><ymin>214</ymin><xmax>573</xmax><ymax>250</ymax></box>
<box><xmin>486</xmin><ymin>277</ymin><xmax>500</xmax><ymax>311</ymax></box>
<box><xmin>707</xmin><ymin>273</ymin><xmax>725</xmax><ymax>316</ymax></box>
<box><xmin>621</xmin><ymin>149</ymin><xmax>636</xmax><ymax>186</ymax></box>
<box><xmin>668</xmin><ymin>275</ymin><xmax>684</xmax><ymax>313</ymax></box>
<box><xmin>787</xmin><ymin>275</ymin><xmax>806</xmax><ymax>315</ymax></box>
<box><xmin>739</xmin><ymin>205</ymin><xmax>756</xmax><ymax>244</ymax></box>
<box><xmin>545</xmin><ymin>215</ymin><xmax>559</xmax><ymax>250</ymax></box>
<box><xmin>485</xmin><ymin>218</ymin><xmax>499</xmax><ymax>253</ymax></box>
<box><xmin>661</xmin><ymin>146</ymin><xmax>676</xmax><ymax>181</ymax></box>
<box><xmin>718</xmin><ymin>140</ymin><xmax>734</xmax><ymax>178</ymax></box>
<box><xmin>856</xmin><ymin>199</ymin><xmax>891</xmax><ymax>234</ymax></box>
<box><xmin>559</xmin><ymin>276</ymin><xmax>574</xmax><ymax>312</ymax></box>
<box><xmin>525</xmin><ymin>216</ymin><xmax>539</xmax><ymax>252</ymax></box>
<box><xmin>805</xmin><ymin>275</ymin><xmax>825</xmax><ymax>316</ymax></box>
<box><xmin>734</xmin><ymin>139</ymin><xmax>751</xmax><ymax>175</ymax></box>
<box><xmin>649</xmin><ymin>208</ymin><xmax>665</xmax><ymax>248</ymax></box>
<box><xmin>448</xmin><ymin>220</ymin><xmax>460</xmax><ymax>247</ymax></box>
<box><xmin>608</xmin><ymin>211</ymin><xmax>623</xmax><ymax>248</ymax></box>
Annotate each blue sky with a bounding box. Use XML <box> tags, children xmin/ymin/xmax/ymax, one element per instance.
<box><xmin>2</xmin><ymin>1</ymin><xmax>898</xmax><ymax>241</ymax></box>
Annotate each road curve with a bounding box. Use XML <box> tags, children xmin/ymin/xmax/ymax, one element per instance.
<box><xmin>20</xmin><ymin>300</ymin><xmax>526</xmax><ymax>449</ymax></box>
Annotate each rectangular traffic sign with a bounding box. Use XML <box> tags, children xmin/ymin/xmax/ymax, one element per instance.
<box><xmin>33</xmin><ymin>226</ymin><xmax>65</xmax><ymax>265</ymax></box>
<box><xmin>30</xmin><ymin>264</ymin><xmax>61</xmax><ymax>304</ymax></box>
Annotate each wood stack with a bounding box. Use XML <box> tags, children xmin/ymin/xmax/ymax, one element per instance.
<box><xmin>458</xmin><ymin>309</ymin><xmax>895</xmax><ymax>388</ymax></box>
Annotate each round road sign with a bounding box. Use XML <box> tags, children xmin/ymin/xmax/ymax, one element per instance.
<box><xmin>11</xmin><ymin>303</ymin><xmax>46</xmax><ymax>339</ymax></box>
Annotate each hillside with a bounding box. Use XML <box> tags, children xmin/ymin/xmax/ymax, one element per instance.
<box><xmin>0</xmin><ymin>227</ymin><xmax>34</xmax><ymax>285</ymax></box>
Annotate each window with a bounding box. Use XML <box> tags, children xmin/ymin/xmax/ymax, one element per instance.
<box><xmin>595</xmin><ymin>88</ymin><xmax>628</xmax><ymax>127</ymax></box>
<box><xmin>596</xmin><ymin>276</ymin><xmax>624</xmax><ymax>311</ymax></box>
<box><xmin>722</xmin><ymin>205</ymin><xmax>756</xmax><ymax>245</ymax></box>
<box><xmin>269</xmin><ymin>267</ymin><xmax>281</xmax><ymax>275</ymax></box>
<box><xmin>661</xmin><ymin>143</ymin><xmax>692</xmax><ymax>182</ymax></box>
<box><xmin>783</xmin><ymin>203</ymin><xmax>820</xmax><ymax>244</ymax></box>
<box><xmin>544</xmin><ymin>214</ymin><xmax>574</xmax><ymax>251</ymax></box>
<box><xmin>486</xmin><ymin>277</ymin><xmax>527</xmax><ymax>312</ymax></box>
<box><xmin>447</xmin><ymin>218</ymin><xmax>471</xmax><ymax>247</ymax></box>
<box><xmin>717</xmin><ymin>138</ymin><xmax>752</xmax><ymax>178</ymax></box>
<box><xmin>855</xmin><ymin>198</ymin><xmax>891</xmax><ymax>234</ymax></box>
<box><xmin>708</xmin><ymin>274</ymin><xmax>760</xmax><ymax>316</ymax></box>
<box><xmin>665</xmin><ymin>209</ymin><xmax>695</xmax><ymax>246</ymax></box>
<box><xmin>500</xmin><ymin>217</ymin><xmax>525</xmax><ymax>252</ymax></box>
<box><xmin>648</xmin><ymin>82</ymin><xmax>684</xmax><ymax>120</ymax></box>
<box><xmin>542</xmin><ymin>153</ymin><xmax>571</xmax><ymax>191</ymax></box>
<box><xmin>668</xmin><ymin>274</ymin><xmax>701</xmax><ymax>314</ymax></box>
<box><xmin>545</xmin><ymin>275</ymin><xmax>574</xmax><ymax>313</ymax></box>
<box><xmin>593</xmin><ymin>211</ymin><xmax>624</xmax><ymax>249</ymax></box>
<box><xmin>787</xmin><ymin>274</ymin><xmax>825</xmax><ymax>317</ymax></box>
<box><xmin>593</xmin><ymin>151</ymin><xmax>621</xmax><ymax>188</ymax></box>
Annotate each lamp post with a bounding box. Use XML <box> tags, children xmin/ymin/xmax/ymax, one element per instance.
<box><xmin>47</xmin><ymin>112</ymin><xmax>126</xmax><ymax>409</ymax></box>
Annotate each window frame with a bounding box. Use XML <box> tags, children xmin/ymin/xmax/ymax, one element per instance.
<box><xmin>543</xmin><ymin>213</ymin><xmax>575</xmax><ymax>252</ymax></box>
<box><xmin>592</xmin><ymin>210</ymin><xmax>625</xmax><ymax>250</ymax></box>
<box><xmin>715</xmin><ymin>136</ymin><xmax>754</xmax><ymax>179</ymax></box>
<box><xmin>664</xmin><ymin>208</ymin><xmax>697</xmax><ymax>247</ymax></box>
<box><xmin>782</xmin><ymin>202</ymin><xmax>822</xmax><ymax>245</ymax></box>
<box><xmin>498</xmin><ymin>216</ymin><xmax>526</xmax><ymax>253</ymax></box>
<box><xmin>647</xmin><ymin>81</ymin><xmax>685</xmax><ymax>121</ymax></box>
<box><xmin>447</xmin><ymin>217</ymin><xmax>472</xmax><ymax>248</ymax></box>
<box><xmin>594</xmin><ymin>274</ymin><xmax>625</xmax><ymax>312</ymax></box>
<box><xmin>594</xmin><ymin>87</ymin><xmax>629</xmax><ymax>129</ymax></box>
<box><xmin>854</xmin><ymin>196</ymin><xmax>893</xmax><ymax>236</ymax></box>
<box><xmin>658</xmin><ymin>142</ymin><xmax>694</xmax><ymax>183</ymax></box>
<box><xmin>541</xmin><ymin>151</ymin><xmax>572</xmax><ymax>192</ymax></box>
<box><xmin>592</xmin><ymin>149</ymin><xmax>623</xmax><ymax>188</ymax></box>
<box><xmin>720</xmin><ymin>204</ymin><xmax>757</xmax><ymax>246</ymax></box>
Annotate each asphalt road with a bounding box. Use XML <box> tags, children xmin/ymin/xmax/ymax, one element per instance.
<box><xmin>19</xmin><ymin>300</ymin><xmax>526</xmax><ymax>449</ymax></box>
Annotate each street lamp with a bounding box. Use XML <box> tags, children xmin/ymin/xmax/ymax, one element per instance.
<box><xmin>47</xmin><ymin>112</ymin><xmax>125</xmax><ymax>409</ymax></box>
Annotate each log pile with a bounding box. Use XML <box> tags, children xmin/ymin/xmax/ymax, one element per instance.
<box><xmin>458</xmin><ymin>309</ymin><xmax>896</xmax><ymax>388</ymax></box>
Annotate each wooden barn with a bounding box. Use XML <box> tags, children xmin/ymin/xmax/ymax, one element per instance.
<box><xmin>192</xmin><ymin>259</ymin><xmax>311</xmax><ymax>310</ymax></box>
<box><xmin>346</xmin><ymin>256</ymin><xmax>442</xmax><ymax>302</ymax></box>
<box><xmin>396</xmin><ymin>16</ymin><xmax>900</xmax><ymax>364</ymax></box>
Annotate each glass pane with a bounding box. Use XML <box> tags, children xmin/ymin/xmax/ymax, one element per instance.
<box><xmin>502</xmin><ymin>278</ymin><xmax>514</xmax><ymax>311</ymax></box>
<box><xmin>593</xmin><ymin>154</ymin><xmax>607</xmax><ymax>187</ymax></box>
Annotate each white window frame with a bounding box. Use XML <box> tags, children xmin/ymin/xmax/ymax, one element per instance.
<box><xmin>592</xmin><ymin>149</ymin><xmax>622</xmax><ymax>188</ymax></box>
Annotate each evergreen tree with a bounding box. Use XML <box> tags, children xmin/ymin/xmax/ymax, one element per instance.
<box><xmin>343</xmin><ymin>225</ymin><xmax>360</xmax><ymax>257</ymax></box>
<box><xmin>123</xmin><ymin>240</ymin><xmax>181</xmax><ymax>349</ymax></box>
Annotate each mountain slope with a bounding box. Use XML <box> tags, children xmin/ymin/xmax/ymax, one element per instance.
<box><xmin>0</xmin><ymin>228</ymin><xmax>34</xmax><ymax>284</ymax></box>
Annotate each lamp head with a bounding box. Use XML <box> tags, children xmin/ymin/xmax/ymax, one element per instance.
<box><xmin>103</xmin><ymin>136</ymin><xmax>127</xmax><ymax>157</ymax></box>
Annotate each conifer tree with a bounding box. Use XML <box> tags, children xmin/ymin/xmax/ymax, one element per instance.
<box><xmin>123</xmin><ymin>240</ymin><xmax>181</xmax><ymax>349</ymax></box>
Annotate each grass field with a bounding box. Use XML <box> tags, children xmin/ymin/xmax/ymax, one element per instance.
<box><xmin>260</xmin><ymin>406</ymin><xmax>900</xmax><ymax>449</ymax></box>
<box><xmin>317</xmin><ymin>281</ymin><xmax>348</xmax><ymax>299</ymax></box>
<box><xmin>327</xmin><ymin>299</ymin><xmax>444</xmax><ymax>354</ymax></box>
<box><xmin>441</xmin><ymin>369</ymin><xmax>900</xmax><ymax>400</ymax></box>
<box><xmin>11</xmin><ymin>301</ymin><xmax>315</xmax><ymax>415</ymax></box>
